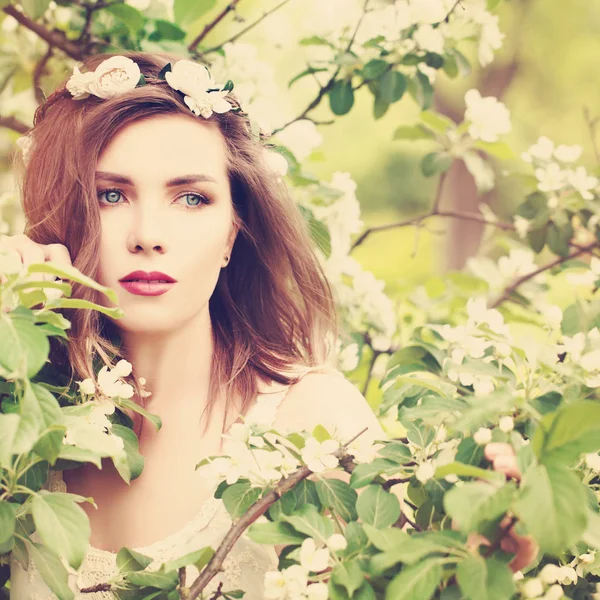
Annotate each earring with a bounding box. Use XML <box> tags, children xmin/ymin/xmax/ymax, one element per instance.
<box><xmin>224</xmin><ymin>255</ymin><xmax>230</xmax><ymax>265</ymax></box>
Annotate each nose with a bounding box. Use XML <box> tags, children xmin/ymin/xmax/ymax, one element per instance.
<box><xmin>127</xmin><ymin>206</ymin><xmax>167</xmax><ymax>254</ymax></box>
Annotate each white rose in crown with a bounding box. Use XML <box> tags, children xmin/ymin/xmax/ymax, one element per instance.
<box><xmin>165</xmin><ymin>60</ymin><xmax>232</xmax><ymax>118</ymax></box>
<box><xmin>87</xmin><ymin>56</ymin><xmax>141</xmax><ymax>99</ymax></box>
<box><xmin>66</xmin><ymin>65</ymin><xmax>97</xmax><ymax>99</ymax></box>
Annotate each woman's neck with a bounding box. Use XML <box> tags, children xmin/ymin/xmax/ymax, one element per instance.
<box><xmin>119</xmin><ymin>306</ymin><xmax>214</xmax><ymax>412</ymax></box>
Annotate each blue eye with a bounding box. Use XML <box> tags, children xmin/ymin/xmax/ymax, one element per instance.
<box><xmin>176</xmin><ymin>193</ymin><xmax>210</xmax><ymax>209</ymax></box>
<box><xmin>98</xmin><ymin>188</ymin><xmax>123</xmax><ymax>204</ymax></box>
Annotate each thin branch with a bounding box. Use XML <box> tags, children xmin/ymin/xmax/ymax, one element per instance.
<box><xmin>186</xmin><ymin>431</ymin><xmax>367</xmax><ymax>600</ymax></box>
<box><xmin>188</xmin><ymin>0</ymin><xmax>243</xmax><ymax>52</ymax></box>
<box><xmin>351</xmin><ymin>209</ymin><xmax>515</xmax><ymax>252</ymax></box>
<box><xmin>362</xmin><ymin>349</ymin><xmax>380</xmax><ymax>396</ymax></box>
<box><xmin>383</xmin><ymin>477</ymin><xmax>411</xmax><ymax>491</ymax></box>
<box><xmin>583</xmin><ymin>107</ymin><xmax>600</xmax><ymax>165</ymax></box>
<box><xmin>33</xmin><ymin>47</ymin><xmax>54</xmax><ymax>105</ymax></box>
<box><xmin>271</xmin><ymin>0</ymin><xmax>370</xmax><ymax>135</ymax></box>
<box><xmin>202</xmin><ymin>0</ymin><xmax>293</xmax><ymax>53</ymax></box>
<box><xmin>443</xmin><ymin>0</ymin><xmax>465</xmax><ymax>23</ymax></box>
<box><xmin>490</xmin><ymin>241</ymin><xmax>599</xmax><ymax>309</ymax></box>
<box><xmin>0</xmin><ymin>115</ymin><xmax>30</xmax><ymax>134</ymax></box>
<box><xmin>3</xmin><ymin>5</ymin><xmax>85</xmax><ymax>60</ymax></box>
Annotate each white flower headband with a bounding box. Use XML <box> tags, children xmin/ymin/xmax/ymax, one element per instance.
<box><xmin>66</xmin><ymin>55</ymin><xmax>238</xmax><ymax>120</ymax></box>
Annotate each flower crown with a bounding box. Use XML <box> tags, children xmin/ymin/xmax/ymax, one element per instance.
<box><xmin>66</xmin><ymin>55</ymin><xmax>238</xmax><ymax>120</ymax></box>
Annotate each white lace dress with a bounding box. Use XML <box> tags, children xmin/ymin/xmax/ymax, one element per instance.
<box><xmin>9</xmin><ymin>365</ymin><xmax>341</xmax><ymax>599</ymax></box>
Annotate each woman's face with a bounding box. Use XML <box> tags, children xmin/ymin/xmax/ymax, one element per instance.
<box><xmin>95</xmin><ymin>114</ymin><xmax>237</xmax><ymax>333</ymax></box>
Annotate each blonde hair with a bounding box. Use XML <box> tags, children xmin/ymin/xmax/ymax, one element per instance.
<box><xmin>15</xmin><ymin>51</ymin><xmax>338</xmax><ymax>430</ymax></box>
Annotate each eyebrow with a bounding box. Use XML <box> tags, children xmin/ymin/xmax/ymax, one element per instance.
<box><xmin>95</xmin><ymin>171</ymin><xmax>219</xmax><ymax>187</ymax></box>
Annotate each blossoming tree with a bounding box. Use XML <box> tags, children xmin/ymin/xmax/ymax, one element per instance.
<box><xmin>1</xmin><ymin>0</ymin><xmax>600</xmax><ymax>599</ymax></box>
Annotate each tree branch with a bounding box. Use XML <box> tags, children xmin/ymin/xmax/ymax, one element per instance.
<box><xmin>33</xmin><ymin>47</ymin><xmax>53</xmax><ymax>105</ymax></box>
<box><xmin>0</xmin><ymin>116</ymin><xmax>30</xmax><ymax>134</ymax></box>
<box><xmin>188</xmin><ymin>0</ymin><xmax>244</xmax><ymax>52</ymax></box>
<box><xmin>201</xmin><ymin>0</ymin><xmax>293</xmax><ymax>53</ymax></box>
<box><xmin>490</xmin><ymin>241</ymin><xmax>599</xmax><ymax>309</ymax></box>
<box><xmin>187</xmin><ymin>430</ymin><xmax>367</xmax><ymax>599</ymax></box>
<box><xmin>3</xmin><ymin>5</ymin><xmax>85</xmax><ymax>60</ymax></box>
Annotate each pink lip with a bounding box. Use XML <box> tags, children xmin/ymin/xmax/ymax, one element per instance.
<box><xmin>119</xmin><ymin>281</ymin><xmax>175</xmax><ymax>296</ymax></box>
<box><xmin>120</xmin><ymin>270</ymin><xmax>176</xmax><ymax>283</ymax></box>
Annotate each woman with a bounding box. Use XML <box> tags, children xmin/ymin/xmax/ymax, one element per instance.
<box><xmin>5</xmin><ymin>51</ymin><xmax>384</xmax><ymax>599</ymax></box>
<box><xmin>4</xmin><ymin>51</ymin><xmax>534</xmax><ymax>599</ymax></box>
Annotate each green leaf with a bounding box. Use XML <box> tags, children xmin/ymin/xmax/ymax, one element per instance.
<box><xmin>527</xmin><ymin>226</ymin><xmax>548</xmax><ymax>253</ymax></box>
<box><xmin>299</xmin><ymin>35</ymin><xmax>334</xmax><ymax>47</ymax></box>
<box><xmin>163</xmin><ymin>546</ymin><xmax>215</xmax><ymax>573</ymax></box>
<box><xmin>283</xmin><ymin>504</ymin><xmax>334</xmax><ymax>542</ymax></box>
<box><xmin>290</xmin><ymin>479</ymin><xmax>321</xmax><ymax>511</ymax></box>
<box><xmin>443</xmin><ymin>481</ymin><xmax>516</xmax><ymax>533</ymax></box>
<box><xmin>28</xmin><ymin>541</ymin><xmax>75</xmax><ymax>600</ymax></box>
<box><xmin>421</xmin><ymin>152</ymin><xmax>453</xmax><ymax>177</ymax></box>
<box><xmin>393</xmin><ymin>124</ymin><xmax>435</xmax><ymax>141</ymax></box>
<box><xmin>105</xmin><ymin>3</ymin><xmax>144</xmax><ymax>37</ymax></box>
<box><xmin>0</xmin><ymin>413</ymin><xmax>21</xmax><ymax>468</ymax></box>
<box><xmin>473</xmin><ymin>141</ymin><xmax>515</xmax><ymax>160</ymax></box>
<box><xmin>312</xmin><ymin>424</ymin><xmax>331</xmax><ymax>442</ymax></box>
<box><xmin>28</xmin><ymin>262</ymin><xmax>118</xmax><ymax>304</ymax></box>
<box><xmin>583</xmin><ymin>510</ymin><xmax>600</xmax><ymax>549</ymax></box>
<box><xmin>316</xmin><ymin>479</ymin><xmax>358</xmax><ymax>521</ymax></box>
<box><xmin>535</xmin><ymin>400</ymin><xmax>600</xmax><ymax>464</ymax></box>
<box><xmin>362</xmin><ymin>59</ymin><xmax>389</xmax><ymax>79</ymax></box>
<box><xmin>420</xmin><ymin>111</ymin><xmax>454</xmax><ymax>133</ymax></box>
<box><xmin>350</xmin><ymin>458</ymin><xmax>398</xmax><ymax>488</ymax></box>
<box><xmin>20</xmin><ymin>0</ymin><xmax>51</xmax><ymax>20</ymax></box>
<box><xmin>379</xmin><ymin>70</ymin><xmax>406</xmax><ymax>104</ymax></box>
<box><xmin>0</xmin><ymin>502</ymin><xmax>16</xmax><ymax>548</ymax></box>
<box><xmin>173</xmin><ymin>0</ymin><xmax>217</xmax><ymax>25</ymax></box>
<box><xmin>547</xmin><ymin>221</ymin><xmax>574</xmax><ymax>257</ymax></box>
<box><xmin>46</xmin><ymin>297</ymin><xmax>123</xmax><ymax>319</ymax></box>
<box><xmin>31</xmin><ymin>492</ymin><xmax>91</xmax><ymax>570</ymax></box>
<box><xmin>356</xmin><ymin>485</ymin><xmax>400</xmax><ymax>528</ymax></box>
<box><xmin>116</xmin><ymin>397</ymin><xmax>162</xmax><ymax>432</ymax></box>
<box><xmin>446</xmin><ymin>48</ymin><xmax>471</xmax><ymax>77</ymax></box>
<box><xmin>247</xmin><ymin>521</ymin><xmax>306</xmax><ymax>545</ymax></box>
<box><xmin>222</xmin><ymin>482</ymin><xmax>261</xmax><ymax>520</ymax></box>
<box><xmin>514</xmin><ymin>464</ymin><xmax>588</xmax><ymax>555</ymax></box>
<box><xmin>150</xmin><ymin>19</ymin><xmax>186</xmax><ymax>41</ymax></box>
<box><xmin>516</xmin><ymin>192</ymin><xmax>549</xmax><ymax>230</ymax></box>
<box><xmin>127</xmin><ymin>570</ymin><xmax>179</xmax><ymax>590</ymax></box>
<box><xmin>298</xmin><ymin>205</ymin><xmax>332</xmax><ymax>258</ymax></box>
<box><xmin>435</xmin><ymin>462</ymin><xmax>504</xmax><ymax>483</ymax></box>
<box><xmin>409</xmin><ymin>71</ymin><xmax>434</xmax><ymax>110</ymax></box>
<box><xmin>362</xmin><ymin>522</ymin><xmax>408</xmax><ymax>551</ymax></box>
<box><xmin>378</xmin><ymin>442</ymin><xmax>413</xmax><ymax>464</ymax></box>
<box><xmin>329</xmin><ymin>80</ymin><xmax>355</xmax><ymax>116</ymax></box>
<box><xmin>111</xmin><ymin>424</ymin><xmax>145</xmax><ymax>482</ymax></box>
<box><xmin>385</xmin><ymin>560</ymin><xmax>443</xmax><ymax>600</ymax></box>
<box><xmin>457</xmin><ymin>556</ymin><xmax>516</xmax><ymax>600</ymax></box>
<box><xmin>288</xmin><ymin>67</ymin><xmax>329</xmax><ymax>88</ymax></box>
<box><xmin>332</xmin><ymin>559</ymin><xmax>365</xmax><ymax>597</ymax></box>
<box><xmin>116</xmin><ymin>547</ymin><xmax>154</xmax><ymax>572</ymax></box>
<box><xmin>0</xmin><ymin>316</ymin><xmax>49</xmax><ymax>378</ymax></box>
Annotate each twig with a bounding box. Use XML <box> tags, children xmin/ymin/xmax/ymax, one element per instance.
<box><xmin>33</xmin><ymin>47</ymin><xmax>53</xmax><ymax>105</ymax></box>
<box><xmin>483</xmin><ymin>515</ymin><xmax>517</xmax><ymax>558</ymax></box>
<box><xmin>443</xmin><ymin>0</ymin><xmax>465</xmax><ymax>23</ymax></box>
<box><xmin>362</xmin><ymin>349</ymin><xmax>380</xmax><ymax>396</ymax></box>
<box><xmin>202</xmin><ymin>0</ymin><xmax>293</xmax><ymax>53</ymax></box>
<box><xmin>351</xmin><ymin>209</ymin><xmax>515</xmax><ymax>252</ymax></box>
<box><xmin>583</xmin><ymin>107</ymin><xmax>600</xmax><ymax>165</ymax></box>
<box><xmin>3</xmin><ymin>5</ymin><xmax>85</xmax><ymax>60</ymax></box>
<box><xmin>271</xmin><ymin>0</ymin><xmax>370</xmax><ymax>135</ymax></box>
<box><xmin>187</xmin><ymin>430</ymin><xmax>367</xmax><ymax>600</ymax></box>
<box><xmin>383</xmin><ymin>477</ymin><xmax>411</xmax><ymax>491</ymax></box>
<box><xmin>208</xmin><ymin>582</ymin><xmax>224</xmax><ymax>600</ymax></box>
<box><xmin>188</xmin><ymin>0</ymin><xmax>243</xmax><ymax>52</ymax></box>
<box><xmin>0</xmin><ymin>115</ymin><xmax>30</xmax><ymax>134</ymax></box>
<box><xmin>490</xmin><ymin>241</ymin><xmax>598</xmax><ymax>308</ymax></box>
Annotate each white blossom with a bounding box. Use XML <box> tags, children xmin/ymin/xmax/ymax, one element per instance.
<box><xmin>566</xmin><ymin>166</ymin><xmax>598</xmax><ymax>200</ymax></box>
<box><xmin>306</xmin><ymin>582</ymin><xmax>329</xmax><ymax>600</ymax></box>
<box><xmin>338</xmin><ymin>342</ymin><xmax>360</xmax><ymax>372</ymax></box>
<box><xmin>88</xmin><ymin>56</ymin><xmax>141</xmax><ymax>99</ymax></box>
<box><xmin>540</xmin><ymin>564</ymin><xmax>561</xmax><ymax>584</ymax></box>
<box><xmin>415</xmin><ymin>461</ymin><xmax>435</xmax><ymax>483</ymax></box>
<box><xmin>535</xmin><ymin>163</ymin><xmax>568</xmax><ymax>193</ymax></box>
<box><xmin>544</xmin><ymin>584</ymin><xmax>564</xmax><ymax>600</ymax></box>
<box><xmin>77</xmin><ymin>378</ymin><xmax>95</xmax><ymax>395</ymax></box>
<box><xmin>326</xmin><ymin>533</ymin><xmax>347</xmax><ymax>552</ymax></box>
<box><xmin>263</xmin><ymin>149</ymin><xmax>289</xmax><ymax>177</ymax></box>
<box><xmin>464</xmin><ymin>89</ymin><xmax>511</xmax><ymax>143</ymax></box>
<box><xmin>301</xmin><ymin>437</ymin><xmax>340</xmax><ymax>473</ymax></box>
<box><xmin>414</xmin><ymin>24</ymin><xmax>445</xmax><ymax>54</ymax></box>
<box><xmin>97</xmin><ymin>365</ymin><xmax>134</xmax><ymax>399</ymax></box>
<box><xmin>522</xmin><ymin>136</ymin><xmax>555</xmax><ymax>163</ymax></box>
<box><xmin>499</xmin><ymin>416</ymin><xmax>514</xmax><ymax>433</ymax></box>
<box><xmin>556</xmin><ymin>332</ymin><xmax>586</xmax><ymax>362</ymax></box>
<box><xmin>300</xmin><ymin>538</ymin><xmax>330</xmax><ymax>572</ymax></box>
<box><xmin>585</xmin><ymin>453</ymin><xmax>600</xmax><ymax>472</ymax></box>
<box><xmin>522</xmin><ymin>577</ymin><xmax>544</xmax><ymax>599</ymax></box>
<box><xmin>275</xmin><ymin>120</ymin><xmax>323</xmax><ymax>161</ymax></box>
<box><xmin>555</xmin><ymin>566</ymin><xmax>577</xmax><ymax>586</ymax></box>
<box><xmin>473</xmin><ymin>427</ymin><xmax>492</xmax><ymax>445</ymax></box>
<box><xmin>543</xmin><ymin>305</ymin><xmax>563</xmax><ymax>330</ymax></box>
<box><xmin>554</xmin><ymin>144</ymin><xmax>582</xmax><ymax>163</ymax></box>
<box><xmin>66</xmin><ymin>65</ymin><xmax>97</xmax><ymax>100</ymax></box>
<box><xmin>514</xmin><ymin>215</ymin><xmax>530</xmax><ymax>239</ymax></box>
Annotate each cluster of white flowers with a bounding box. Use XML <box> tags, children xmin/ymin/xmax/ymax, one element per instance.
<box><xmin>521</xmin><ymin>136</ymin><xmax>599</xmax><ymax>207</ymax></box>
<box><xmin>436</xmin><ymin>298</ymin><xmax>514</xmax><ymax>397</ymax></box>
<box><xmin>556</xmin><ymin>327</ymin><xmax>600</xmax><ymax>387</ymax></box>
<box><xmin>264</xmin><ymin>534</ymin><xmax>347</xmax><ymax>599</ymax></box>
<box><xmin>566</xmin><ymin>256</ymin><xmax>600</xmax><ymax>287</ymax></box>
<box><xmin>67</xmin><ymin>56</ymin><xmax>233</xmax><ymax>120</ymax></box>
<box><xmin>519</xmin><ymin>563</ymin><xmax>579</xmax><ymax>599</ymax></box>
<box><xmin>463</xmin><ymin>88</ymin><xmax>512</xmax><ymax>143</ymax></box>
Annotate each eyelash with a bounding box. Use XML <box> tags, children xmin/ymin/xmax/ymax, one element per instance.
<box><xmin>97</xmin><ymin>187</ymin><xmax>212</xmax><ymax>210</ymax></box>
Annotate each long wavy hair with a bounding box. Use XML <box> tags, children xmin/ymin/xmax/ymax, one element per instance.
<box><xmin>14</xmin><ymin>51</ymin><xmax>338</xmax><ymax>432</ymax></box>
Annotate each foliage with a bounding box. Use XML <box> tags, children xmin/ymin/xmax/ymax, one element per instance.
<box><xmin>0</xmin><ymin>0</ymin><xmax>599</xmax><ymax>599</ymax></box>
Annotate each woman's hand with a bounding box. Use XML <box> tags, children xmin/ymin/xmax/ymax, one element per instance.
<box><xmin>0</xmin><ymin>233</ymin><xmax>72</xmax><ymax>281</ymax></box>
<box><xmin>469</xmin><ymin>442</ymin><xmax>539</xmax><ymax>572</ymax></box>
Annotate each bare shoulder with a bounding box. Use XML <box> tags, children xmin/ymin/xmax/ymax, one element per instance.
<box><xmin>274</xmin><ymin>371</ymin><xmax>385</xmax><ymax>444</ymax></box>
